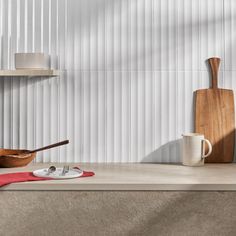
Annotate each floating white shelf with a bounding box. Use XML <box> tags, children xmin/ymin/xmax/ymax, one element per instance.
<box><xmin>0</xmin><ymin>69</ymin><xmax>59</xmax><ymax>77</ymax></box>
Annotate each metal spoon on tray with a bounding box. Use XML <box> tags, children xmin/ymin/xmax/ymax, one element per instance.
<box><xmin>47</xmin><ymin>166</ymin><xmax>56</xmax><ymax>175</ymax></box>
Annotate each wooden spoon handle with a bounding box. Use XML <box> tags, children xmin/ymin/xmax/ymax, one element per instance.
<box><xmin>208</xmin><ymin>57</ymin><xmax>221</xmax><ymax>89</ymax></box>
<box><xmin>28</xmin><ymin>140</ymin><xmax>69</xmax><ymax>153</ymax></box>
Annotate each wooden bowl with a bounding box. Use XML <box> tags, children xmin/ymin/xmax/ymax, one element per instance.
<box><xmin>0</xmin><ymin>149</ymin><xmax>36</xmax><ymax>168</ymax></box>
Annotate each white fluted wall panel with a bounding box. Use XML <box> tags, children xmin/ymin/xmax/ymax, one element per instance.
<box><xmin>0</xmin><ymin>0</ymin><xmax>235</xmax><ymax>162</ymax></box>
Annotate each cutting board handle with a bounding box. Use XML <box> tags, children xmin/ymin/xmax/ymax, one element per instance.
<box><xmin>208</xmin><ymin>57</ymin><xmax>221</xmax><ymax>89</ymax></box>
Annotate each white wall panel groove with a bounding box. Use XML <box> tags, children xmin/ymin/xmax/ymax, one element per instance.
<box><xmin>0</xmin><ymin>0</ymin><xmax>235</xmax><ymax>162</ymax></box>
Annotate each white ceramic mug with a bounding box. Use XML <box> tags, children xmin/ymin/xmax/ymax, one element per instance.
<box><xmin>182</xmin><ymin>133</ymin><xmax>212</xmax><ymax>166</ymax></box>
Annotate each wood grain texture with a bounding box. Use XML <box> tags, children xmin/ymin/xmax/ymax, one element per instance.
<box><xmin>195</xmin><ymin>57</ymin><xmax>235</xmax><ymax>163</ymax></box>
<box><xmin>28</xmin><ymin>140</ymin><xmax>69</xmax><ymax>153</ymax></box>
<box><xmin>0</xmin><ymin>149</ymin><xmax>36</xmax><ymax>168</ymax></box>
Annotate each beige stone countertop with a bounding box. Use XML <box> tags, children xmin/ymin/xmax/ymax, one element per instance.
<box><xmin>1</xmin><ymin>163</ymin><xmax>236</xmax><ymax>191</ymax></box>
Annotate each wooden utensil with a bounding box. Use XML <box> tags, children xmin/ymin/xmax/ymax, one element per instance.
<box><xmin>0</xmin><ymin>140</ymin><xmax>69</xmax><ymax>168</ymax></box>
<box><xmin>194</xmin><ymin>57</ymin><xmax>235</xmax><ymax>163</ymax></box>
<box><xmin>27</xmin><ymin>140</ymin><xmax>69</xmax><ymax>154</ymax></box>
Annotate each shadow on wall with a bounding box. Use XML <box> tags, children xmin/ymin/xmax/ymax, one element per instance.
<box><xmin>141</xmin><ymin>139</ymin><xmax>182</xmax><ymax>163</ymax></box>
<box><xmin>143</xmin><ymin>130</ymin><xmax>236</xmax><ymax>163</ymax></box>
<box><xmin>70</xmin><ymin>0</ymin><xmax>232</xmax><ymax>70</ymax></box>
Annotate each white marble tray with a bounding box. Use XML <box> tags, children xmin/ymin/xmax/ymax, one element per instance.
<box><xmin>33</xmin><ymin>168</ymin><xmax>83</xmax><ymax>179</ymax></box>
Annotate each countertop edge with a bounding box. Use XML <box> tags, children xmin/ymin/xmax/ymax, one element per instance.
<box><xmin>2</xmin><ymin>183</ymin><xmax>236</xmax><ymax>191</ymax></box>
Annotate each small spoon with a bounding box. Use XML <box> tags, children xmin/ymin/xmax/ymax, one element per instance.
<box><xmin>47</xmin><ymin>166</ymin><xmax>56</xmax><ymax>175</ymax></box>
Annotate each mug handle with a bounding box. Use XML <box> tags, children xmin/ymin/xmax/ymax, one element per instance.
<box><xmin>202</xmin><ymin>139</ymin><xmax>212</xmax><ymax>158</ymax></box>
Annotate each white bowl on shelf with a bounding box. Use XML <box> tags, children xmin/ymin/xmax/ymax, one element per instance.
<box><xmin>15</xmin><ymin>53</ymin><xmax>50</xmax><ymax>70</ymax></box>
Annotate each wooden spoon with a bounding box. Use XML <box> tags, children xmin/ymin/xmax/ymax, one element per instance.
<box><xmin>27</xmin><ymin>140</ymin><xmax>69</xmax><ymax>153</ymax></box>
<box><xmin>5</xmin><ymin>140</ymin><xmax>69</xmax><ymax>156</ymax></box>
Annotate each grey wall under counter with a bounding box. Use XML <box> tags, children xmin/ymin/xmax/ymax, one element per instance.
<box><xmin>0</xmin><ymin>0</ymin><xmax>235</xmax><ymax>163</ymax></box>
<box><xmin>1</xmin><ymin>191</ymin><xmax>236</xmax><ymax>236</ymax></box>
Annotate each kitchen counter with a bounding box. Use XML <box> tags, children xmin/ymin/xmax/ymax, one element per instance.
<box><xmin>1</xmin><ymin>163</ymin><xmax>236</xmax><ymax>191</ymax></box>
<box><xmin>2</xmin><ymin>163</ymin><xmax>236</xmax><ymax>235</ymax></box>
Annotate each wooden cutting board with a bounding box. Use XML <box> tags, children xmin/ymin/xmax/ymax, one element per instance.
<box><xmin>195</xmin><ymin>57</ymin><xmax>235</xmax><ymax>163</ymax></box>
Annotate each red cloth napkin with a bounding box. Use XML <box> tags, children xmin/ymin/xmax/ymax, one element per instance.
<box><xmin>0</xmin><ymin>167</ymin><xmax>95</xmax><ymax>187</ymax></box>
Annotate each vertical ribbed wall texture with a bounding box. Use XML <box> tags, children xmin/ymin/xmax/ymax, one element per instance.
<box><xmin>0</xmin><ymin>0</ymin><xmax>235</xmax><ymax>163</ymax></box>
